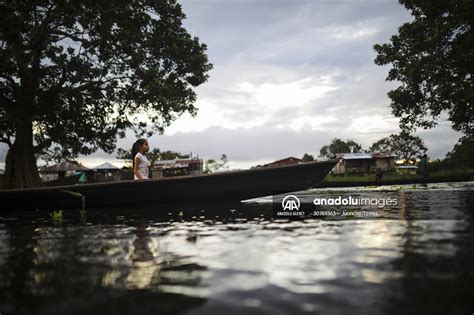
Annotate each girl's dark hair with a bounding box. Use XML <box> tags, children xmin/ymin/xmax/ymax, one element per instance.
<box><xmin>132</xmin><ymin>138</ymin><xmax>147</xmax><ymax>169</ymax></box>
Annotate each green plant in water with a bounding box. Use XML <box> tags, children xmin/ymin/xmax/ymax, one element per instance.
<box><xmin>50</xmin><ymin>210</ymin><xmax>63</xmax><ymax>224</ymax></box>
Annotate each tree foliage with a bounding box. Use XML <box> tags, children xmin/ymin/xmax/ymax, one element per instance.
<box><xmin>204</xmin><ymin>154</ymin><xmax>228</xmax><ymax>174</ymax></box>
<box><xmin>319</xmin><ymin>138</ymin><xmax>362</xmax><ymax>159</ymax></box>
<box><xmin>374</xmin><ymin>0</ymin><xmax>473</xmax><ymax>136</ymax></box>
<box><xmin>369</xmin><ymin>131</ymin><xmax>427</xmax><ymax>164</ymax></box>
<box><xmin>302</xmin><ymin>153</ymin><xmax>314</xmax><ymax>162</ymax></box>
<box><xmin>0</xmin><ymin>0</ymin><xmax>212</xmax><ymax>187</ymax></box>
<box><xmin>444</xmin><ymin>134</ymin><xmax>474</xmax><ymax>167</ymax></box>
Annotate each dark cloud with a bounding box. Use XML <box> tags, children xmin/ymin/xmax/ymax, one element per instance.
<box><xmin>180</xmin><ymin>0</ymin><xmax>412</xmax><ymax>67</ymax></box>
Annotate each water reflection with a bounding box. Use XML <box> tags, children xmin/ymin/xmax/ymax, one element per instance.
<box><xmin>0</xmin><ymin>182</ymin><xmax>473</xmax><ymax>314</ymax></box>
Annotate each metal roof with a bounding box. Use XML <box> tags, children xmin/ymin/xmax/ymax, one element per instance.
<box><xmin>40</xmin><ymin>161</ymin><xmax>90</xmax><ymax>173</ymax></box>
<box><xmin>153</xmin><ymin>159</ymin><xmax>202</xmax><ymax>169</ymax></box>
<box><xmin>336</xmin><ymin>153</ymin><xmax>372</xmax><ymax>160</ymax></box>
<box><xmin>154</xmin><ymin>159</ymin><xmax>180</xmax><ymax>165</ymax></box>
<box><xmin>337</xmin><ymin>152</ymin><xmax>396</xmax><ymax>160</ymax></box>
<box><xmin>371</xmin><ymin>152</ymin><xmax>397</xmax><ymax>158</ymax></box>
<box><xmin>264</xmin><ymin>157</ymin><xmax>302</xmax><ymax>166</ymax></box>
<box><xmin>93</xmin><ymin>162</ymin><xmax>120</xmax><ymax>170</ymax></box>
<box><xmin>154</xmin><ymin>159</ymin><xmax>201</xmax><ymax>164</ymax></box>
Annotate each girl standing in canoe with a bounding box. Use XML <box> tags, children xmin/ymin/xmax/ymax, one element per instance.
<box><xmin>132</xmin><ymin>139</ymin><xmax>150</xmax><ymax>180</ymax></box>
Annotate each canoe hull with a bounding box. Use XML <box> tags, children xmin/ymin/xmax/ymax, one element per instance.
<box><xmin>0</xmin><ymin>160</ymin><xmax>337</xmax><ymax>212</ymax></box>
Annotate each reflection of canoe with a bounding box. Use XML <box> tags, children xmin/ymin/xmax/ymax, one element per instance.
<box><xmin>0</xmin><ymin>160</ymin><xmax>337</xmax><ymax>212</ymax></box>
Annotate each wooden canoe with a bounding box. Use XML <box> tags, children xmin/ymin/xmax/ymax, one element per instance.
<box><xmin>0</xmin><ymin>160</ymin><xmax>337</xmax><ymax>212</ymax></box>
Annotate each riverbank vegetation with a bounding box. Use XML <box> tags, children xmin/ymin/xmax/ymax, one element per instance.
<box><xmin>324</xmin><ymin>136</ymin><xmax>474</xmax><ymax>183</ymax></box>
<box><xmin>323</xmin><ymin>168</ymin><xmax>474</xmax><ymax>183</ymax></box>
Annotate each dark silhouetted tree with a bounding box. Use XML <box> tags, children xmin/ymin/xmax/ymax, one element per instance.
<box><xmin>374</xmin><ymin>0</ymin><xmax>473</xmax><ymax>136</ymax></box>
<box><xmin>0</xmin><ymin>0</ymin><xmax>212</xmax><ymax>188</ymax></box>
<box><xmin>370</xmin><ymin>132</ymin><xmax>427</xmax><ymax>164</ymax></box>
<box><xmin>319</xmin><ymin>138</ymin><xmax>362</xmax><ymax>159</ymax></box>
<box><xmin>204</xmin><ymin>154</ymin><xmax>228</xmax><ymax>174</ymax></box>
<box><xmin>444</xmin><ymin>134</ymin><xmax>474</xmax><ymax>167</ymax></box>
<box><xmin>302</xmin><ymin>153</ymin><xmax>314</xmax><ymax>162</ymax></box>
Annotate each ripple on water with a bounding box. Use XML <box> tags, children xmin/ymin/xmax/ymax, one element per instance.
<box><xmin>0</xmin><ymin>182</ymin><xmax>473</xmax><ymax>314</ymax></box>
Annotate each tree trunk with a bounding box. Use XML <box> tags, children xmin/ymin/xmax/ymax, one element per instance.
<box><xmin>5</xmin><ymin>119</ymin><xmax>42</xmax><ymax>189</ymax></box>
<box><xmin>5</xmin><ymin>62</ymin><xmax>42</xmax><ymax>189</ymax></box>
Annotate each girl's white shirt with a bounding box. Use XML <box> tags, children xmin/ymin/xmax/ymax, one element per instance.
<box><xmin>134</xmin><ymin>152</ymin><xmax>149</xmax><ymax>179</ymax></box>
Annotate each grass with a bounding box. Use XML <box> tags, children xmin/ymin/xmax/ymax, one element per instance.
<box><xmin>323</xmin><ymin>173</ymin><xmax>416</xmax><ymax>182</ymax></box>
<box><xmin>427</xmin><ymin>167</ymin><xmax>474</xmax><ymax>178</ymax></box>
<box><xmin>323</xmin><ymin>167</ymin><xmax>474</xmax><ymax>183</ymax></box>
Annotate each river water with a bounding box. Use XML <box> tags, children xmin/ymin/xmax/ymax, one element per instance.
<box><xmin>0</xmin><ymin>182</ymin><xmax>473</xmax><ymax>314</ymax></box>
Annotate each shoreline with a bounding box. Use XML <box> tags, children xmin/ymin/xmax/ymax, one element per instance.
<box><xmin>316</xmin><ymin>173</ymin><xmax>474</xmax><ymax>188</ymax></box>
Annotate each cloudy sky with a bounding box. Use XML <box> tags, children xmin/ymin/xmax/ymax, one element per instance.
<box><xmin>0</xmin><ymin>0</ymin><xmax>463</xmax><ymax>170</ymax></box>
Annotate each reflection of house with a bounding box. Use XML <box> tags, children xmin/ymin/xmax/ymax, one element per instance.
<box><xmin>261</xmin><ymin>157</ymin><xmax>303</xmax><ymax>167</ymax></box>
<box><xmin>152</xmin><ymin>159</ymin><xmax>203</xmax><ymax>179</ymax></box>
<box><xmin>92</xmin><ymin>162</ymin><xmax>122</xmax><ymax>182</ymax></box>
<box><xmin>39</xmin><ymin>161</ymin><xmax>91</xmax><ymax>182</ymax></box>
<box><xmin>332</xmin><ymin>152</ymin><xmax>396</xmax><ymax>175</ymax></box>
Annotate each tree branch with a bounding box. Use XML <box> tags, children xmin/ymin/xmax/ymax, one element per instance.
<box><xmin>33</xmin><ymin>137</ymin><xmax>53</xmax><ymax>154</ymax></box>
<box><xmin>50</xmin><ymin>30</ymin><xmax>89</xmax><ymax>44</ymax></box>
<box><xmin>0</xmin><ymin>74</ymin><xmax>17</xmax><ymax>88</ymax></box>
